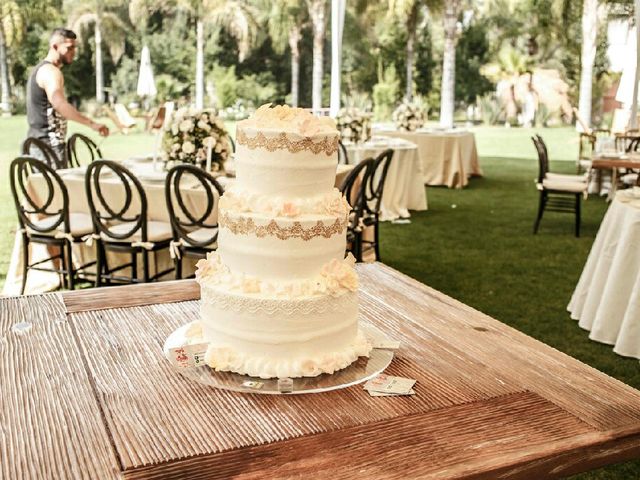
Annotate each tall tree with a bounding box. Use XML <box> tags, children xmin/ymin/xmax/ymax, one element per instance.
<box><xmin>267</xmin><ymin>0</ymin><xmax>306</xmax><ymax>107</ymax></box>
<box><xmin>306</xmin><ymin>0</ymin><xmax>327</xmax><ymax>111</ymax></box>
<box><xmin>67</xmin><ymin>0</ymin><xmax>127</xmax><ymax>103</ymax></box>
<box><xmin>176</xmin><ymin>0</ymin><xmax>258</xmax><ymax>109</ymax></box>
<box><xmin>577</xmin><ymin>0</ymin><xmax>598</xmax><ymax>131</ymax></box>
<box><xmin>439</xmin><ymin>0</ymin><xmax>460</xmax><ymax>128</ymax></box>
<box><xmin>0</xmin><ymin>0</ymin><xmax>22</xmax><ymax>115</ymax></box>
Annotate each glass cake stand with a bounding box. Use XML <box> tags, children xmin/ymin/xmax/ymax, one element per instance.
<box><xmin>163</xmin><ymin>322</ymin><xmax>394</xmax><ymax>395</ymax></box>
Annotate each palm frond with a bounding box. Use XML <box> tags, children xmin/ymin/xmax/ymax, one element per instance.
<box><xmin>0</xmin><ymin>1</ymin><xmax>24</xmax><ymax>46</ymax></box>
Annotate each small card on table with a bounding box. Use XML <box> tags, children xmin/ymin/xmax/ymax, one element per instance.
<box><xmin>167</xmin><ymin>343</ymin><xmax>208</xmax><ymax>368</ymax></box>
<box><xmin>364</xmin><ymin>374</ymin><xmax>416</xmax><ymax>396</ymax></box>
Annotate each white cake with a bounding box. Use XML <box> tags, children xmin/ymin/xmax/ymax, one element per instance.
<box><xmin>195</xmin><ymin>105</ymin><xmax>371</xmax><ymax>379</ymax></box>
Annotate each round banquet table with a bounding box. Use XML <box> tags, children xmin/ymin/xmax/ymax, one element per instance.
<box><xmin>567</xmin><ymin>190</ymin><xmax>640</xmax><ymax>359</ymax></box>
<box><xmin>344</xmin><ymin>136</ymin><xmax>427</xmax><ymax>221</ymax></box>
<box><xmin>374</xmin><ymin>128</ymin><xmax>482</xmax><ymax>189</ymax></box>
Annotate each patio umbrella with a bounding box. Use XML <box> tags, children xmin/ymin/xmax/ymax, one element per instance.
<box><xmin>136</xmin><ymin>45</ymin><xmax>157</xmax><ymax>98</ymax></box>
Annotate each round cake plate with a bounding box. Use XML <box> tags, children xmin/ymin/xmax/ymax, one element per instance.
<box><xmin>163</xmin><ymin>322</ymin><xmax>394</xmax><ymax>395</ymax></box>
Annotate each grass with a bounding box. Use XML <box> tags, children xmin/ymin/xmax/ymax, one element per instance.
<box><xmin>0</xmin><ymin>117</ymin><xmax>638</xmax><ymax>477</ymax></box>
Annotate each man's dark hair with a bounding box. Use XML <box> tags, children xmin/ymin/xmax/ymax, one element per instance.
<box><xmin>50</xmin><ymin>28</ymin><xmax>76</xmax><ymax>43</ymax></box>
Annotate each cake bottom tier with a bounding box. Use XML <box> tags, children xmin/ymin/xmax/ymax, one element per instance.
<box><xmin>200</xmin><ymin>286</ymin><xmax>371</xmax><ymax>379</ymax></box>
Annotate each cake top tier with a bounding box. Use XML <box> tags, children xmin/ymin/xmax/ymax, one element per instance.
<box><xmin>238</xmin><ymin>104</ymin><xmax>338</xmax><ymax>137</ymax></box>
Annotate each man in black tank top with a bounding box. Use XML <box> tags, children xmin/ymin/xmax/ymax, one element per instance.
<box><xmin>26</xmin><ymin>28</ymin><xmax>109</xmax><ymax>165</ymax></box>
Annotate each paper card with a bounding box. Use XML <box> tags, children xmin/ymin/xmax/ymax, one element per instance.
<box><xmin>242</xmin><ymin>381</ymin><xmax>264</xmax><ymax>390</ymax></box>
<box><xmin>368</xmin><ymin>389</ymin><xmax>416</xmax><ymax>397</ymax></box>
<box><xmin>167</xmin><ymin>343</ymin><xmax>209</xmax><ymax>368</ymax></box>
<box><xmin>364</xmin><ymin>374</ymin><xmax>416</xmax><ymax>395</ymax></box>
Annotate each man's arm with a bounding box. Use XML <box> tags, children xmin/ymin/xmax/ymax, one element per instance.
<box><xmin>37</xmin><ymin>64</ymin><xmax>109</xmax><ymax>137</ymax></box>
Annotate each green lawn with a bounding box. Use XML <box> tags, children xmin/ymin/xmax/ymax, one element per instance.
<box><xmin>0</xmin><ymin>117</ymin><xmax>637</xmax><ymax>477</ymax></box>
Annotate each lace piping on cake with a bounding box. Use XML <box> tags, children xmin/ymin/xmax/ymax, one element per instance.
<box><xmin>236</xmin><ymin>128</ymin><xmax>338</xmax><ymax>156</ymax></box>
<box><xmin>201</xmin><ymin>287</ymin><xmax>356</xmax><ymax>315</ymax></box>
<box><xmin>219</xmin><ymin>212</ymin><xmax>347</xmax><ymax>240</ymax></box>
<box><xmin>204</xmin><ymin>329</ymin><xmax>372</xmax><ymax>379</ymax></box>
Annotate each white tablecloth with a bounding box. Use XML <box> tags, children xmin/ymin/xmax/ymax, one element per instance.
<box><xmin>344</xmin><ymin>137</ymin><xmax>427</xmax><ymax>221</ymax></box>
<box><xmin>374</xmin><ymin>128</ymin><xmax>482</xmax><ymax>188</ymax></box>
<box><xmin>568</xmin><ymin>190</ymin><xmax>640</xmax><ymax>358</ymax></box>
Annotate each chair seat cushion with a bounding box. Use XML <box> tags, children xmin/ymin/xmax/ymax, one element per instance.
<box><xmin>184</xmin><ymin>227</ymin><xmax>218</xmax><ymax>247</ymax></box>
<box><xmin>29</xmin><ymin>212</ymin><xmax>93</xmax><ymax>237</ymax></box>
<box><xmin>621</xmin><ymin>173</ymin><xmax>639</xmax><ymax>185</ymax></box>
<box><xmin>542</xmin><ymin>178</ymin><xmax>588</xmax><ymax>193</ymax></box>
<box><xmin>546</xmin><ymin>172</ymin><xmax>588</xmax><ymax>183</ymax></box>
<box><xmin>103</xmin><ymin>220</ymin><xmax>173</xmax><ymax>243</ymax></box>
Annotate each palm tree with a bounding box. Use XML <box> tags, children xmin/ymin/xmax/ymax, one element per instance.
<box><xmin>0</xmin><ymin>0</ymin><xmax>22</xmax><ymax>115</ymax></box>
<box><xmin>266</xmin><ymin>0</ymin><xmax>306</xmax><ymax>107</ymax></box>
<box><xmin>439</xmin><ymin>0</ymin><xmax>460</xmax><ymax>128</ymax></box>
<box><xmin>388</xmin><ymin>0</ymin><xmax>438</xmax><ymax>101</ymax></box>
<box><xmin>176</xmin><ymin>0</ymin><xmax>258</xmax><ymax>109</ymax></box>
<box><xmin>306</xmin><ymin>0</ymin><xmax>328</xmax><ymax>111</ymax></box>
<box><xmin>67</xmin><ymin>0</ymin><xmax>127</xmax><ymax>104</ymax></box>
<box><xmin>576</xmin><ymin>0</ymin><xmax>598</xmax><ymax>131</ymax></box>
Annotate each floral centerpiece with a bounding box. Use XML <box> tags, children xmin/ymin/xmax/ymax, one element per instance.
<box><xmin>163</xmin><ymin>107</ymin><xmax>232</xmax><ymax>172</ymax></box>
<box><xmin>336</xmin><ymin>107</ymin><xmax>372</xmax><ymax>144</ymax></box>
<box><xmin>392</xmin><ymin>98</ymin><xmax>428</xmax><ymax>131</ymax></box>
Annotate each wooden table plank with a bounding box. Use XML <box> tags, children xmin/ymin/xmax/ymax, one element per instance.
<box><xmin>0</xmin><ymin>294</ymin><xmax>120</xmax><ymax>479</ymax></box>
<box><xmin>357</xmin><ymin>263</ymin><xmax>640</xmax><ymax>431</ymax></box>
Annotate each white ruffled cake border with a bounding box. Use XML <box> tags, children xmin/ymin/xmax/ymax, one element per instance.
<box><xmin>201</xmin><ymin>328</ymin><xmax>372</xmax><ymax>379</ymax></box>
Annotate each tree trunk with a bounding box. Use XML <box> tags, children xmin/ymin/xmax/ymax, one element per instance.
<box><xmin>0</xmin><ymin>27</ymin><xmax>12</xmax><ymax>115</ymax></box>
<box><xmin>405</xmin><ymin>5</ymin><xmax>418</xmax><ymax>101</ymax></box>
<box><xmin>289</xmin><ymin>26</ymin><xmax>302</xmax><ymax>108</ymax></box>
<box><xmin>406</xmin><ymin>28</ymin><xmax>414</xmax><ymax>101</ymax></box>
<box><xmin>196</xmin><ymin>19</ymin><xmax>204</xmax><ymax>109</ymax></box>
<box><xmin>308</xmin><ymin>0</ymin><xmax>327</xmax><ymax>112</ymax></box>
<box><xmin>439</xmin><ymin>0</ymin><xmax>459</xmax><ymax>128</ymax></box>
<box><xmin>95</xmin><ymin>18</ymin><xmax>104</xmax><ymax>104</ymax></box>
<box><xmin>577</xmin><ymin>0</ymin><xmax>597</xmax><ymax>132</ymax></box>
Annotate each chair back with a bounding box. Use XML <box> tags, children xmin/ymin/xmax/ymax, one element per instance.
<box><xmin>165</xmin><ymin>164</ymin><xmax>223</xmax><ymax>248</ymax></box>
<box><xmin>85</xmin><ymin>160</ymin><xmax>148</xmax><ymax>241</ymax></box>
<box><xmin>66</xmin><ymin>133</ymin><xmax>102</xmax><ymax>167</ymax></box>
<box><xmin>615</xmin><ymin>135</ymin><xmax>640</xmax><ymax>153</ymax></box>
<box><xmin>9</xmin><ymin>156</ymin><xmax>70</xmax><ymax>234</ymax></box>
<box><xmin>227</xmin><ymin>134</ymin><xmax>236</xmax><ymax>153</ymax></box>
<box><xmin>365</xmin><ymin>149</ymin><xmax>394</xmax><ymax>216</ymax></box>
<box><xmin>532</xmin><ymin>135</ymin><xmax>549</xmax><ymax>183</ymax></box>
<box><xmin>22</xmin><ymin>137</ymin><xmax>66</xmax><ymax>169</ymax></box>
<box><xmin>338</xmin><ymin>140</ymin><xmax>349</xmax><ymax>165</ymax></box>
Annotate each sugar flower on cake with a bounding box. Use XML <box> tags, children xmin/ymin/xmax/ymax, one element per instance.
<box><xmin>280</xmin><ymin>202</ymin><xmax>301</xmax><ymax>217</ymax></box>
<box><xmin>392</xmin><ymin>97</ymin><xmax>428</xmax><ymax>132</ymax></box>
<box><xmin>239</xmin><ymin>104</ymin><xmax>337</xmax><ymax>136</ymax></box>
<box><xmin>320</xmin><ymin>253</ymin><xmax>358</xmax><ymax>295</ymax></box>
<box><xmin>324</xmin><ymin>191</ymin><xmax>351</xmax><ymax>217</ymax></box>
<box><xmin>195</xmin><ymin>251</ymin><xmax>226</xmax><ymax>280</ymax></box>
<box><xmin>163</xmin><ymin>107</ymin><xmax>231</xmax><ymax>171</ymax></box>
<box><xmin>241</xmin><ymin>277</ymin><xmax>261</xmax><ymax>294</ymax></box>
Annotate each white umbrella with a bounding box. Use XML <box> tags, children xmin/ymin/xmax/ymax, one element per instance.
<box><xmin>136</xmin><ymin>45</ymin><xmax>157</xmax><ymax>97</ymax></box>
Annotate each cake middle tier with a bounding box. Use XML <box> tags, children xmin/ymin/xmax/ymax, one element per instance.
<box><xmin>218</xmin><ymin>209</ymin><xmax>348</xmax><ymax>280</ymax></box>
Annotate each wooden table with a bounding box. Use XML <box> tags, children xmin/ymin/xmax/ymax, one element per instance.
<box><xmin>3</xmin><ymin>263</ymin><xmax>640</xmax><ymax>479</ymax></box>
<box><xmin>591</xmin><ymin>154</ymin><xmax>640</xmax><ymax>198</ymax></box>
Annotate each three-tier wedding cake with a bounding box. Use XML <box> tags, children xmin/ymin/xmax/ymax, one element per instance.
<box><xmin>195</xmin><ymin>104</ymin><xmax>371</xmax><ymax>379</ymax></box>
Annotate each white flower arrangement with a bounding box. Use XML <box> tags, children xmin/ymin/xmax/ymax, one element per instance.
<box><xmin>336</xmin><ymin>107</ymin><xmax>372</xmax><ymax>144</ymax></box>
<box><xmin>392</xmin><ymin>99</ymin><xmax>427</xmax><ymax>132</ymax></box>
<box><xmin>163</xmin><ymin>107</ymin><xmax>232</xmax><ymax>171</ymax></box>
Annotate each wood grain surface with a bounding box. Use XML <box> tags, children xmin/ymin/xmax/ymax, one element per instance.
<box><xmin>3</xmin><ymin>262</ymin><xmax>640</xmax><ymax>479</ymax></box>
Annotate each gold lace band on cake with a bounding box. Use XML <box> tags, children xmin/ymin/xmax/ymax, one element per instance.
<box><xmin>220</xmin><ymin>212</ymin><xmax>347</xmax><ymax>240</ymax></box>
<box><xmin>236</xmin><ymin>128</ymin><xmax>338</xmax><ymax>156</ymax></box>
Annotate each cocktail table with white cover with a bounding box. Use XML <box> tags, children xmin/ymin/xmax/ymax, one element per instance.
<box><xmin>374</xmin><ymin>128</ymin><xmax>482</xmax><ymax>188</ymax></box>
<box><xmin>568</xmin><ymin>188</ymin><xmax>640</xmax><ymax>358</ymax></box>
<box><xmin>344</xmin><ymin>136</ymin><xmax>427</xmax><ymax>221</ymax></box>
